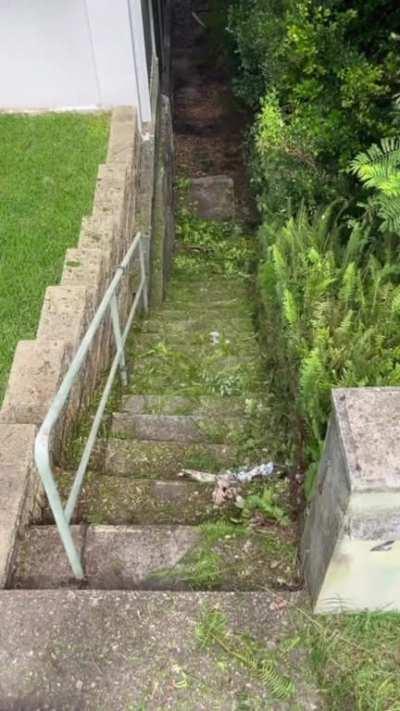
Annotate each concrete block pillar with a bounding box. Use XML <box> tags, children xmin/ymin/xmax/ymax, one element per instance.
<box><xmin>302</xmin><ymin>387</ymin><xmax>400</xmax><ymax>613</ymax></box>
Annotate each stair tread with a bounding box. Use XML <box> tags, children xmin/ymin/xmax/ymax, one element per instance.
<box><xmin>12</xmin><ymin>524</ymin><xmax>300</xmax><ymax>593</ymax></box>
<box><xmin>0</xmin><ymin>590</ymin><xmax>321</xmax><ymax>709</ymax></box>
<box><xmin>120</xmin><ymin>394</ymin><xmax>254</xmax><ymax>416</ymax></box>
<box><xmin>45</xmin><ymin>473</ymin><xmax>217</xmax><ymax>526</ymax></box>
<box><xmin>91</xmin><ymin>438</ymin><xmax>239</xmax><ymax>478</ymax></box>
<box><xmin>110</xmin><ymin>412</ymin><xmax>243</xmax><ymax>443</ymax></box>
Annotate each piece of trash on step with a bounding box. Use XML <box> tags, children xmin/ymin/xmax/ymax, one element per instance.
<box><xmin>177</xmin><ymin>469</ymin><xmax>217</xmax><ymax>483</ymax></box>
<box><xmin>235</xmin><ymin>462</ymin><xmax>274</xmax><ymax>482</ymax></box>
<box><xmin>178</xmin><ymin>462</ymin><xmax>275</xmax><ymax>507</ymax></box>
<box><xmin>179</xmin><ymin>462</ymin><xmax>274</xmax><ymax>484</ymax></box>
<box><xmin>209</xmin><ymin>330</ymin><xmax>221</xmax><ymax>345</ymax></box>
<box><xmin>213</xmin><ymin>474</ymin><xmax>239</xmax><ymax>506</ymax></box>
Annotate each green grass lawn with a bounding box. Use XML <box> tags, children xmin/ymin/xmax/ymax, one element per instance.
<box><xmin>0</xmin><ymin>112</ymin><xmax>110</xmax><ymax>402</ymax></box>
<box><xmin>303</xmin><ymin>610</ymin><xmax>400</xmax><ymax>710</ymax></box>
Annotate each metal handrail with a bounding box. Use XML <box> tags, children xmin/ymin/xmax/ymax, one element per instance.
<box><xmin>34</xmin><ymin>231</ymin><xmax>148</xmax><ymax>579</ymax></box>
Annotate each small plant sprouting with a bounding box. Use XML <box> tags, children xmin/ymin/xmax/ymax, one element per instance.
<box><xmin>242</xmin><ymin>487</ymin><xmax>290</xmax><ymax>527</ymax></box>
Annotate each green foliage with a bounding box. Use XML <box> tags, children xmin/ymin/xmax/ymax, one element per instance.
<box><xmin>225</xmin><ymin>0</ymin><xmax>400</xmax><ymax>215</ymax></box>
<box><xmin>350</xmin><ymin>137</ymin><xmax>400</xmax><ymax>232</ymax></box>
<box><xmin>196</xmin><ymin>608</ymin><xmax>296</xmax><ymax>700</ymax></box>
<box><xmin>242</xmin><ymin>487</ymin><xmax>290</xmax><ymax>526</ymax></box>
<box><xmin>258</xmin><ymin>203</ymin><xmax>400</xmax><ymax>494</ymax></box>
<box><xmin>176</xmin><ymin>203</ymin><xmax>255</xmax><ymax>279</ymax></box>
<box><xmin>302</xmin><ymin>608</ymin><xmax>400</xmax><ymax>710</ymax></box>
<box><xmin>0</xmin><ymin>112</ymin><xmax>109</xmax><ymax>400</ymax></box>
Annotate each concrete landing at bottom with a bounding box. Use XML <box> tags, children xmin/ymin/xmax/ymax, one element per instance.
<box><xmin>0</xmin><ymin>591</ymin><xmax>321</xmax><ymax>710</ymax></box>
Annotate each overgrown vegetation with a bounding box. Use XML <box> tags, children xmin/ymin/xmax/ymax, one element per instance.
<box><xmin>0</xmin><ymin>112</ymin><xmax>109</xmax><ymax>401</ymax></box>
<box><xmin>206</xmin><ymin>2</ymin><xmax>400</xmax><ymax>708</ymax></box>
<box><xmin>301</xmin><ymin>609</ymin><xmax>400</xmax><ymax>710</ymax></box>
<box><xmin>210</xmin><ymin>0</ymin><xmax>400</xmax><ymax>493</ymax></box>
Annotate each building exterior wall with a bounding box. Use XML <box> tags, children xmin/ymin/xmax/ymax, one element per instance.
<box><xmin>0</xmin><ymin>0</ymin><xmax>151</xmax><ymax>113</ymax></box>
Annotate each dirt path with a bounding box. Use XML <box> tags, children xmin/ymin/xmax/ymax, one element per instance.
<box><xmin>171</xmin><ymin>0</ymin><xmax>255</xmax><ymax>223</ymax></box>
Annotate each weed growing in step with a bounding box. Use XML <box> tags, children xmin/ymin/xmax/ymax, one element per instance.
<box><xmin>152</xmin><ymin>522</ymin><xmax>245</xmax><ymax>590</ymax></box>
<box><xmin>176</xmin><ymin>180</ymin><xmax>256</xmax><ymax>280</ymax></box>
<box><xmin>241</xmin><ymin>487</ymin><xmax>290</xmax><ymax>527</ymax></box>
<box><xmin>196</xmin><ymin>608</ymin><xmax>295</xmax><ymax>701</ymax></box>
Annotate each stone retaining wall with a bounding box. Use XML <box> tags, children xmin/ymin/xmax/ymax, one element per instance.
<box><xmin>302</xmin><ymin>387</ymin><xmax>400</xmax><ymax>613</ymax></box>
<box><xmin>0</xmin><ymin>95</ymin><xmax>175</xmax><ymax>587</ymax></box>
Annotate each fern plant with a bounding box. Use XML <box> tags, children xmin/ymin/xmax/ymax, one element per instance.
<box><xmin>196</xmin><ymin>608</ymin><xmax>295</xmax><ymax>701</ymax></box>
<box><xmin>350</xmin><ymin>137</ymin><xmax>400</xmax><ymax>233</ymax></box>
<box><xmin>258</xmin><ymin>200</ymin><xmax>400</xmax><ymax>496</ymax></box>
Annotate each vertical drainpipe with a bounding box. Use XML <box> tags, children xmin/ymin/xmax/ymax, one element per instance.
<box><xmin>128</xmin><ymin>0</ymin><xmax>152</xmax><ymax>129</ymax></box>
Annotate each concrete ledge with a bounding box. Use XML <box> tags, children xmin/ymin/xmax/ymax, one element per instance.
<box><xmin>0</xmin><ymin>425</ymin><xmax>37</xmax><ymax>588</ymax></box>
<box><xmin>302</xmin><ymin>387</ymin><xmax>400</xmax><ymax>613</ymax></box>
<box><xmin>0</xmin><ymin>340</ymin><xmax>69</xmax><ymax>426</ymax></box>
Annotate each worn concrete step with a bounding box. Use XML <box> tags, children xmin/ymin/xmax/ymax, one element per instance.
<box><xmin>12</xmin><ymin>524</ymin><xmax>301</xmax><ymax>593</ymax></box>
<box><xmin>91</xmin><ymin>439</ymin><xmax>238</xmax><ymax>478</ymax></box>
<box><xmin>44</xmin><ymin>472</ymin><xmax>216</xmax><ymax>525</ymax></box>
<box><xmin>110</xmin><ymin>413</ymin><xmax>242</xmax><ymax>443</ymax></box>
<box><xmin>166</xmin><ymin>278</ymin><xmax>249</xmax><ymax>303</ymax></box>
<box><xmin>162</xmin><ymin>296</ymin><xmax>250</xmax><ymax>313</ymax></box>
<box><xmin>136</xmin><ymin>314</ymin><xmax>254</xmax><ymax>336</ymax></box>
<box><xmin>0</xmin><ymin>590</ymin><xmax>321</xmax><ymax>709</ymax></box>
<box><xmin>120</xmin><ymin>394</ymin><xmax>253</xmax><ymax>417</ymax></box>
<box><xmin>128</xmin><ymin>352</ymin><xmax>263</xmax><ymax>398</ymax></box>
<box><xmin>12</xmin><ymin>525</ymin><xmax>200</xmax><ymax>590</ymax></box>
<box><xmin>133</xmin><ymin>329</ymin><xmax>260</xmax><ymax>358</ymax></box>
<box><xmin>150</xmin><ymin>305</ymin><xmax>252</xmax><ymax>322</ymax></box>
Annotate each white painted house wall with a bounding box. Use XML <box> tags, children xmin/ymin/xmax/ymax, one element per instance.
<box><xmin>0</xmin><ymin>0</ymin><xmax>153</xmax><ymax>121</ymax></box>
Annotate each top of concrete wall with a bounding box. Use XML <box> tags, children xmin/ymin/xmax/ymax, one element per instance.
<box><xmin>334</xmin><ymin>387</ymin><xmax>400</xmax><ymax>493</ymax></box>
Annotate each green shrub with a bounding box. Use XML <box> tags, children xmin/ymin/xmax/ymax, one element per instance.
<box><xmin>226</xmin><ymin>0</ymin><xmax>400</xmax><ymax>216</ymax></box>
<box><xmin>258</xmin><ymin>201</ymin><xmax>400</xmax><ymax>494</ymax></box>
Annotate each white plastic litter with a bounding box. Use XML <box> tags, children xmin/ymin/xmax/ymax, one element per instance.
<box><xmin>178</xmin><ymin>462</ymin><xmax>275</xmax><ymax>506</ymax></box>
<box><xmin>209</xmin><ymin>330</ymin><xmax>221</xmax><ymax>345</ymax></box>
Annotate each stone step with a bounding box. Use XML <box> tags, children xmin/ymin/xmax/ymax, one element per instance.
<box><xmin>120</xmin><ymin>394</ymin><xmax>252</xmax><ymax>417</ymax></box>
<box><xmin>0</xmin><ymin>590</ymin><xmax>321</xmax><ymax>709</ymax></box>
<box><xmin>127</xmin><ymin>351</ymin><xmax>263</xmax><ymax>398</ymax></box>
<box><xmin>131</xmin><ymin>331</ymin><xmax>260</xmax><ymax>359</ymax></box>
<box><xmin>44</xmin><ymin>472</ymin><xmax>216</xmax><ymax>526</ymax></box>
<box><xmin>12</xmin><ymin>525</ymin><xmax>200</xmax><ymax>589</ymax></box>
<box><xmin>151</xmin><ymin>304</ymin><xmax>251</xmax><ymax>321</ymax></box>
<box><xmin>12</xmin><ymin>524</ymin><xmax>300</xmax><ymax>593</ymax></box>
<box><xmin>161</xmin><ymin>297</ymin><xmax>250</xmax><ymax>314</ymax></box>
<box><xmin>110</xmin><ymin>413</ymin><xmax>241</xmax><ymax>443</ymax></box>
<box><xmin>166</xmin><ymin>278</ymin><xmax>249</xmax><ymax>303</ymax></box>
<box><xmin>136</xmin><ymin>314</ymin><xmax>254</xmax><ymax>336</ymax></box>
<box><xmin>92</xmin><ymin>439</ymin><xmax>238</xmax><ymax>478</ymax></box>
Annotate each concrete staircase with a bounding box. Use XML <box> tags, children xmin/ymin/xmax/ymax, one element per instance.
<box><xmin>2</xmin><ymin>258</ymin><xmax>322</xmax><ymax>708</ymax></box>
<box><xmin>11</xmin><ymin>274</ymin><xmax>270</xmax><ymax>589</ymax></box>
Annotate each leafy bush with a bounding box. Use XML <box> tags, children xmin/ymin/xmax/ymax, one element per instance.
<box><xmin>211</xmin><ymin>0</ymin><xmax>400</xmax><ymax>490</ymax></box>
<box><xmin>226</xmin><ymin>0</ymin><xmax>400</xmax><ymax>215</ymax></box>
<box><xmin>258</xmin><ymin>201</ymin><xmax>400</xmax><ymax>494</ymax></box>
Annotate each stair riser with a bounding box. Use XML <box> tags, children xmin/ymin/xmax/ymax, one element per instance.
<box><xmin>110</xmin><ymin>413</ymin><xmax>240</xmax><ymax>443</ymax></box>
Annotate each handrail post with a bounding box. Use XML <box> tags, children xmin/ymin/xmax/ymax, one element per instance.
<box><xmin>35</xmin><ymin>435</ymin><xmax>85</xmax><ymax>579</ymax></box>
<box><xmin>110</xmin><ymin>292</ymin><xmax>128</xmax><ymax>386</ymax></box>
<box><xmin>139</xmin><ymin>238</ymin><xmax>149</xmax><ymax>312</ymax></box>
